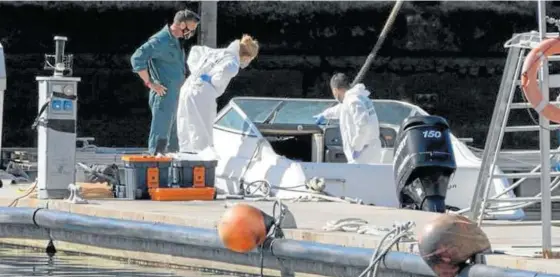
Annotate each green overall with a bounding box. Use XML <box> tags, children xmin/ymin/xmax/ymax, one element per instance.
<box><xmin>131</xmin><ymin>25</ymin><xmax>186</xmax><ymax>154</ymax></box>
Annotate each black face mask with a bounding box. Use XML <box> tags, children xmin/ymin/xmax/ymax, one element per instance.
<box><xmin>181</xmin><ymin>27</ymin><xmax>195</xmax><ymax>40</ymax></box>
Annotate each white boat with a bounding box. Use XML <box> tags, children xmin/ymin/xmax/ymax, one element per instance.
<box><xmin>0</xmin><ymin>95</ymin><xmax>525</xmax><ymax>220</ymax></box>
<box><xmin>210</xmin><ymin>96</ymin><xmax>525</xmax><ymax>220</ymax></box>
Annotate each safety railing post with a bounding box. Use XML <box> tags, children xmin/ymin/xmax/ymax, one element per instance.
<box><xmin>537</xmin><ymin>0</ymin><xmax>553</xmax><ymax>258</ymax></box>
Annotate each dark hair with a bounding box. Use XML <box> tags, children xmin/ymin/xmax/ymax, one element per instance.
<box><xmin>330</xmin><ymin>72</ymin><xmax>351</xmax><ymax>90</ymax></box>
<box><xmin>173</xmin><ymin>9</ymin><xmax>200</xmax><ymax>24</ymax></box>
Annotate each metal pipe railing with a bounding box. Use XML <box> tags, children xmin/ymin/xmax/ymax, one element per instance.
<box><xmin>0</xmin><ymin>207</ymin><xmax>556</xmax><ymax>277</ymax></box>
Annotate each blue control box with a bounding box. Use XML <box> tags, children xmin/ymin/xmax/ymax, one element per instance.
<box><xmin>51</xmin><ymin>100</ymin><xmax>62</xmax><ymax>111</ymax></box>
<box><xmin>63</xmin><ymin>100</ymin><xmax>73</xmax><ymax>111</ymax></box>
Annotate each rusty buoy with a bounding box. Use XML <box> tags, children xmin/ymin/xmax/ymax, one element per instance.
<box><xmin>418</xmin><ymin>214</ymin><xmax>491</xmax><ymax>277</ymax></box>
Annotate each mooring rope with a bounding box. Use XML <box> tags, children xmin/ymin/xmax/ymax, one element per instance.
<box><xmin>357</xmin><ymin>221</ymin><xmax>415</xmax><ymax>277</ymax></box>
<box><xmin>237</xmin><ymin>179</ymin><xmax>363</xmax><ymax>204</ymax></box>
<box><xmin>258</xmin><ymin>199</ymin><xmax>287</xmax><ymax>277</ymax></box>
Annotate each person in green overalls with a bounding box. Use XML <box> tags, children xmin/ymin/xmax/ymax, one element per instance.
<box><xmin>131</xmin><ymin>9</ymin><xmax>200</xmax><ymax>155</ymax></box>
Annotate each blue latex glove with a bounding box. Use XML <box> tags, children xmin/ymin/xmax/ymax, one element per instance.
<box><xmin>313</xmin><ymin>115</ymin><xmax>326</xmax><ymax>125</ymax></box>
<box><xmin>200</xmin><ymin>74</ymin><xmax>212</xmax><ymax>83</ymax></box>
<box><xmin>352</xmin><ymin>145</ymin><xmax>369</xmax><ymax>160</ymax></box>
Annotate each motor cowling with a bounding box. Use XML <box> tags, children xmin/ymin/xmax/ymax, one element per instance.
<box><xmin>393</xmin><ymin>115</ymin><xmax>457</xmax><ymax>213</ymax></box>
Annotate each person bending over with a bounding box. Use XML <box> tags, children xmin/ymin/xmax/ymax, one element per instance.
<box><xmin>177</xmin><ymin>34</ymin><xmax>259</xmax><ymax>153</ymax></box>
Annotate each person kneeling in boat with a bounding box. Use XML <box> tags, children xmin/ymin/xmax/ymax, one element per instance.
<box><xmin>177</xmin><ymin>34</ymin><xmax>260</xmax><ymax>153</ymax></box>
<box><xmin>313</xmin><ymin>73</ymin><xmax>382</xmax><ymax>164</ymax></box>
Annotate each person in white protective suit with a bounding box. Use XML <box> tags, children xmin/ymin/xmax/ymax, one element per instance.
<box><xmin>177</xmin><ymin>34</ymin><xmax>259</xmax><ymax>153</ymax></box>
<box><xmin>313</xmin><ymin>73</ymin><xmax>382</xmax><ymax>164</ymax></box>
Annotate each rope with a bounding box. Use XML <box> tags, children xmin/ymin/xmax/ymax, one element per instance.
<box><xmin>356</xmin><ymin>221</ymin><xmax>415</xmax><ymax>277</ymax></box>
<box><xmin>237</xmin><ymin>179</ymin><xmax>363</xmax><ymax>204</ymax></box>
<box><xmin>258</xmin><ymin>199</ymin><xmax>287</xmax><ymax>277</ymax></box>
<box><xmin>8</xmin><ymin>180</ymin><xmax>37</xmax><ymax>207</ymax></box>
<box><xmin>249</xmin><ymin>201</ymin><xmax>415</xmax><ymax>277</ymax></box>
<box><xmin>324</xmin><ymin>218</ymin><xmax>390</xmax><ymax>236</ymax></box>
<box><xmin>66</xmin><ymin>183</ymin><xmax>89</xmax><ymax>204</ymax></box>
<box><xmin>323</xmin><ymin>218</ymin><xmax>416</xmax><ymax>239</ymax></box>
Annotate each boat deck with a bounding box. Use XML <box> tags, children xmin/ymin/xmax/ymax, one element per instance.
<box><xmin>0</xmin><ymin>184</ymin><xmax>559</xmax><ymax>274</ymax></box>
<box><xmin>0</xmin><ymin>146</ymin><xmax>550</xmax><ymax>172</ymax></box>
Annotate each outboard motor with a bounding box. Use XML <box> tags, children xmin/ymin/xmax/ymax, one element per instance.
<box><xmin>393</xmin><ymin>115</ymin><xmax>456</xmax><ymax>213</ymax></box>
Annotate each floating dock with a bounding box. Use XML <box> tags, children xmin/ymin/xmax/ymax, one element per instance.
<box><xmin>0</xmin><ymin>184</ymin><xmax>558</xmax><ymax>276</ymax></box>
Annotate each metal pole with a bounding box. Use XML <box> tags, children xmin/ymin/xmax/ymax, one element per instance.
<box><xmin>537</xmin><ymin>0</ymin><xmax>553</xmax><ymax>259</ymax></box>
<box><xmin>199</xmin><ymin>1</ymin><xmax>218</xmax><ymax>47</ymax></box>
<box><xmin>0</xmin><ymin>43</ymin><xmax>5</xmax><ymax>160</ymax></box>
<box><xmin>351</xmin><ymin>0</ymin><xmax>404</xmax><ymax>87</ymax></box>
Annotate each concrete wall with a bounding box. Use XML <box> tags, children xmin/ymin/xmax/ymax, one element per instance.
<box><xmin>1</xmin><ymin>1</ymin><xmax>559</xmax><ymax>148</ymax></box>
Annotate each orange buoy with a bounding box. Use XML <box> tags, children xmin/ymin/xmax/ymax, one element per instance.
<box><xmin>418</xmin><ymin>214</ymin><xmax>491</xmax><ymax>277</ymax></box>
<box><xmin>217</xmin><ymin>203</ymin><xmax>275</xmax><ymax>253</ymax></box>
<box><xmin>521</xmin><ymin>37</ymin><xmax>560</xmax><ymax>124</ymax></box>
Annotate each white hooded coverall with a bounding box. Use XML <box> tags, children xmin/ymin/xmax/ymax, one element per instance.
<box><xmin>319</xmin><ymin>84</ymin><xmax>382</xmax><ymax>164</ymax></box>
<box><xmin>177</xmin><ymin>40</ymin><xmax>242</xmax><ymax>153</ymax></box>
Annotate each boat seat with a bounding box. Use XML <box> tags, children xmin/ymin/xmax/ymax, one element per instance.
<box><xmin>325</xmin><ymin>145</ymin><xmax>347</xmax><ymax>163</ymax></box>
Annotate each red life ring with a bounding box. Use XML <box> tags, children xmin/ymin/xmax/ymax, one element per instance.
<box><xmin>520</xmin><ymin>37</ymin><xmax>560</xmax><ymax>124</ymax></box>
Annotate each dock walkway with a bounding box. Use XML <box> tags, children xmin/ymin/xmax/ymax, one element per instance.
<box><xmin>0</xmin><ymin>184</ymin><xmax>559</xmax><ymax>275</ymax></box>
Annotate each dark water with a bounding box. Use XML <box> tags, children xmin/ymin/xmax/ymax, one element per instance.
<box><xmin>0</xmin><ymin>245</ymin><xmax>230</xmax><ymax>277</ymax></box>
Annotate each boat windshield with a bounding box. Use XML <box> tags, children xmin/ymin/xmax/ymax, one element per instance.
<box><xmin>232</xmin><ymin>98</ymin><xmax>424</xmax><ymax>127</ymax></box>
